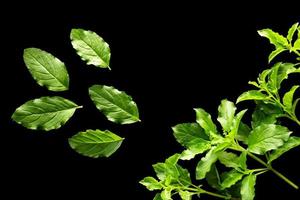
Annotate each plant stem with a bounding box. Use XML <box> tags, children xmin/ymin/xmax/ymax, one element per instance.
<box><xmin>247</xmin><ymin>152</ymin><xmax>299</xmax><ymax>189</ymax></box>
<box><xmin>202</xmin><ymin>190</ymin><xmax>231</xmax><ymax>199</ymax></box>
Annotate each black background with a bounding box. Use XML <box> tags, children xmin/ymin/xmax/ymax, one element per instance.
<box><xmin>1</xmin><ymin>3</ymin><xmax>300</xmax><ymax>200</ymax></box>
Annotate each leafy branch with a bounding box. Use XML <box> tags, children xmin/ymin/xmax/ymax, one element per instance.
<box><xmin>141</xmin><ymin>22</ymin><xmax>300</xmax><ymax>200</ymax></box>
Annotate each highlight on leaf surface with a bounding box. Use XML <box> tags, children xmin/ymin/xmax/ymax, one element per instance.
<box><xmin>12</xmin><ymin>96</ymin><xmax>81</xmax><ymax>131</ymax></box>
<box><xmin>89</xmin><ymin>85</ymin><xmax>140</xmax><ymax>124</ymax></box>
<box><xmin>69</xmin><ymin>129</ymin><xmax>124</xmax><ymax>158</ymax></box>
<box><xmin>70</xmin><ymin>28</ymin><xmax>111</xmax><ymax>69</ymax></box>
<box><xmin>23</xmin><ymin>48</ymin><xmax>69</xmax><ymax>91</ymax></box>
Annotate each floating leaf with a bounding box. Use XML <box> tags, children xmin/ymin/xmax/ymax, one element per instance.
<box><xmin>70</xmin><ymin>28</ymin><xmax>111</xmax><ymax>69</ymax></box>
<box><xmin>69</xmin><ymin>129</ymin><xmax>124</xmax><ymax>158</ymax></box>
<box><xmin>89</xmin><ymin>85</ymin><xmax>140</xmax><ymax>124</ymax></box>
<box><xmin>23</xmin><ymin>48</ymin><xmax>69</xmax><ymax>91</ymax></box>
<box><xmin>12</xmin><ymin>96</ymin><xmax>81</xmax><ymax>131</ymax></box>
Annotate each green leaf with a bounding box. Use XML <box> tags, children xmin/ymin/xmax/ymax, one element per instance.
<box><xmin>221</xmin><ymin>169</ymin><xmax>244</xmax><ymax>190</ymax></box>
<box><xmin>172</xmin><ymin>123</ymin><xmax>211</xmax><ymax>157</ymax></box>
<box><xmin>140</xmin><ymin>177</ymin><xmax>162</xmax><ymax>191</ymax></box>
<box><xmin>248</xmin><ymin>124</ymin><xmax>291</xmax><ymax>155</ymax></box>
<box><xmin>258</xmin><ymin>69</ymin><xmax>271</xmax><ymax>85</ymax></box>
<box><xmin>239</xmin><ymin>151</ymin><xmax>248</xmax><ymax>171</ymax></box>
<box><xmin>23</xmin><ymin>48</ymin><xmax>69</xmax><ymax>91</ymax></box>
<box><xmin>268</xmin><ymin>136</ymin><xmax>300</xmax><ymax>163</ymax></box>
<box><xmin>276</xmin><ymin>63</ymin><xmax>298</xmax><ymax>88</ymax></box>
<box><xmin>218</xmin><ymin>152</ymin><xmax>240</xmax><ymax>170</ymax></box>
<box><xmin>70</xmin><ymin>29</ymin><xmax>111</xmax><ymax>69</ymax></box>
<box><xmin>153</xmin><ymin>163</ymin><xmax>168</xmax><ymax>181</ymax></box>
<box><xmin>241</xmin><ymin>174</ymin><xmax>256</xmax><ymax>200</ymax></box>
<box><xmin>258</xmin><ymin>29</ymin><xmax>288</xmax><ymax>48</ymax></box>
<box><xmin>154</xmin><ymin>194</ymin><xmax>163</xmax><ymax>200</ymax></box>
<box><xmin>161</xmin><ymin>189</ymin><xmax>172</xmax><ymax>200</ymax></box>
<box><xmin>69</xmin><ymin>129</ymin><xmax>124</xmax><ymax>158</ymax></box>
<box><xmin>228</xmin><ymin>109</ymin><xmax>247</xmax><ymax>139</ymax></box>
<box><xmin>292</xmin><ymin>98</ymin><xmax>300</xmax><ymax>113</ymax></box>
<box><xmin>206</xmin><ymin>164</ymin><xmax>221</xmax><ymax>190</ymax></box>
<box><xmin>195</xmin><ymin>108</ymin><xmax>219</xmax><ymax>139</ymax></box>
<box><xmin>12</xmin><ymin>96</ymin><xmax>81</xmax><ymax>131</ymax></box>
<box><xmin>294</xmin><ymin>39</ymin><xmax>300</xmax><ymax>50</ymax></box>
<box><xmin>268</xmin><ymin>48</ymin><xmax>286</xmax><ymax>63</ymax></box>
<box><xmin>89</xmin><ymin>85</ymin><xmax>140</xmax><ymax>124</ymax></box>
<box><xmin>237</xmin><ymin>90</ymin><xmax>268</xmax><ymax>103</ymax></box>
<box><xmin>283</xmin><ymin>85</ymin><xmax>299</xmax><ymax>112</ymax></box>
<box><xmin>236</xmin><ymin>122</ymin><xmax>251</xmax><ymax>144</ymax></box>
<box><xmin>179</xmin><ymin>191</ymin><xmax>192</xmax><ymax>200</ymax></box>
<box><xmin>251</xmin><ymin>102</ymin><xmax>283</xmax><ymax>128</ymax></box>
<box><xmin>153</xmin><ymin>154</ymin><xmax>181</xmax><ymax>182</ymax></box>
<box><xmin>217</xmin><ymin>99</ymin><xmax>236</xmax><ymax>132</ymax></box>
<box><xmin>196</xmin><ymin>147</ymin><xmax>218</xmax><ymax>180</ymax></box>
<box><xmin>287</xmin><ymin>22</ymin><xmax>299</xmax><ymax>42</ymax></box>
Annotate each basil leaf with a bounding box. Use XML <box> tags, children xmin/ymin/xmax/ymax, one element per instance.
<box><xmin>217</xmin><ymin>99</ymin><xmax>236</xmax><ymax>132</ymax></box>
<box><xmin>248</xmin><ymin>124</ymin><xmax>291</xmax><ymax>155</ymax></box>
<box><xmin>195</xmin><ymin>108</ymin><xmax>219</xmax><ymax>139</ymax></box>
<box><xmin>179</xmin><ymin>191</ymin><xmax>192</xmax><ymax>200</ymax></box>
<box><xmin>283</xmin><ymin>85</ymin><xmax>299</xmax><ymax>112</ymax></box>
<box><xmin>258</xmin><ymin>29</ymin><xmax>288</xmax><ymax>48</ymax></box>
<box><xmin>287</xmin><ymin>22</ymin><xmax>299</xmax><ymax>42</ymax></box>
<box><xmin>196</xmin><ymin>147</ymin><xmax>218</xmax><ymax>180</ymax></box>
<box><xmin>241</xmin><ymin>174</ymin><xmax>256</xmax><ymax>200</ymax></box>
<box><xmin>69</xmin><ymin>129</ymin><xmax>123</xmax><ymax>158</ymax></box>
<box><xmin>218</xmin><ymin>152</ymin><xmax>240</xmax><ymax>169</ymax></box>
<box><xmin>206</xmin><ymin>164</ymin><xmax>221</xmax><ymax>190</ymax></box>
<box><xmin>237</xmin><ymin>90</ymin><xmax>268</xmax><ymax>103</ymax></box>
<box><xmin>268</xmin><ymin>136</ymin><xmax>300</xmax><ymax>163</ymax></box>
<box><xmin>221</xmin><ymin>169</ymin><xmax>244</xmax><ymax>190</ymax></box>
<box><xmin>154</xmin><ymin>194</ymin><xmax>163</xmax><ymax>200</ymax></box>
<box><xmin>70</xmin><ymin>28</ymin><xmax>111</xmax><ymax>69</ymax></box>
<box><xmin>12</xmin><ymin>96</ymin><xmax>81</xmax><ymax>131</ymax></box>
<box><xmin>23</xmin><ymin>48</ymin><xmax>69</xmax><ymax>91</ymax></box>
<box><xmin>89</xmin><ymin>85</ymin><xmax>140</xmax><ymax>124</ymax></box>
<box><xmin>268</xmin><ymin>48</ymin><xmax>286</xmax><ymax>63</ymax></box>
<box><xmin>140</xmin><ymin>177</ymin><xmax>162</xmax><ymax>191</ymax></box>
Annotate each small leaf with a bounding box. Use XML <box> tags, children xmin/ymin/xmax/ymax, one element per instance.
<box><xmin>258</xmin><ymin>29</ymin><xmax>288</xmax><ymax>48</ymax></box>
<box><xmin>268</xmin><ymin>62</ymin><xmax>281</xmax><ymax>92</ymax></box>
<box><xmin>23</xmin><ymin>48</ymin><xmax>69</xmax><ymax>91</ymax></box>
<box><xmin>221</xmin><ymin>169</ymin><xmax>244</xmax><ymax>190</ymax></box>
<box><xmin>239</xmin><ymin>151</ymin><xmax>248</xmax><ymax>170</ymax></box>
<box><xmin>179</xmin><ymin>191</ymin><xmax>192</xmax><ymax>200</ymax></box>
<box><xmin>228</xmin><ymin>109</ymin><xmax>247</xmax><ymax>139</ymax></box>
<box><xmin>140</xmin><ymin>177</ymin><xmax>162</xmax><ymax>191</ymax></box>
<box><xmin>206</xmin><ymin>164</ymin><xmax>221</xmax><ymax>190</ymax></box>
<box><xmin>268</xmin><ymin>48</ymin><xmax>286</xmax><ymax>63</ymax></box>
<box><xmin>153</xmin><ymin>163</ymin><xmax>168</xmax><ymax>181</ymax></box>
<box><xmin>283</xmin><ymin>85</ymin><xmax>299</xmax><ymax>112</ymax></box>
<box><xmin>12</xmin><ymin>96</ymin><xmax>81</xmax><ymax>131</ymax></box>
<box><xmin>241</xmin><ymin>174</ymin><xmax>256</xmax><ymax>200</ymax></box>
<box><xmin>172</xmin><ymin>123</ymin><xmax>211</xmax><ymax>157</ymax></box>
<box><xmin>89</xmin><ymin>85</ymin><xmax>140</xmax><ymax>124</ymax></box>
<box><xmin>69</xmin><ymin>129</ymin><xmax>124</xmax><ymax>158</ymax></box>
<box><xmin>196</xmin><ymin>147</ymin><xmax>218</xmax><ymax>180</ymax></box>
<box><xmin>218</xmin><ymin>152</ymin><xmax>240</xmax><ymax>170</ymax></box>
<box><xmin>237</xmin><ymin>90</ymin><xmax>268</xmax><ymax>103</ymax></box>
<box><xmin>195</xmin><ymin>108</ymin><xmax>219</xmax><ymax>138</ymax></box>
<box><xmin>294</xmin><ymin>39</ymin><xmax>300</xmax><ymax>50</ymax></box>
<box><xmin>276</xmin><ymin>63</ymin><xmax>298</xmax><ymax>88</ymax></box>
<box><xmin>217</xmin><ymin>99</ymin><xmax>236</xmax><ymax>132</ymax></box>
<box><xmin>292</xmin><ymin>98</ymin><xmax>300</xmax><ymax>113</ymax></box>
<box><xmin>70</xmin><ymin>29</ymin><xmax>111</xmax><ymax>69</ymax></box>
<box><xmin>248</xmin><ymin>124</ymin><xmax>291</xmax><ymax>155</ymax></box>
<box><xmin>236</xmin><ymin>122</ymin><xmax>251</xmax><ymax>144</ymax></box>
<box><xmin>287</xmin><ymin>22</ymin><xmax>299</xmax><ymax>42</ymax></box>
<box><xmin>176</xmin><ymin>164</ymin><xmax>192</xmax><ymax>186</ymax></box>
<box><xmin>268</xmin><ymin>136</ymin><xmax>300</xmax><ymax>163</ymax></box>
<box><xmin>258</xmin><ymin>69</ymin><xmax>271</xmax><ymax>85</ymax></box>
<box><xmin>154</xmin><ymin>194</ymin><xmax>163</xmax><ymax>200</ymax></box>
<box><xmin>161</xmin><ymin>189</ymin><xmax>172</xmax><ymax>200</ymax></box>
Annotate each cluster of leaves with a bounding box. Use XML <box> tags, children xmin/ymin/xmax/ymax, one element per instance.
<box><xmin>12</xmin><ymin>29</ymin><xmax>140</xmax><ymax>158</ymax></box>
<box><xmin>140</xmin><ymin>23</ymin><xmax>300</xmax><ymax>200</ymax></box>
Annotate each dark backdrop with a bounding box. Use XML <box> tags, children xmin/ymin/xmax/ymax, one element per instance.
<box><xmin>1</xmin><ymin>3</ymin><xmax>299</xmax><ymax>200</ymax></box>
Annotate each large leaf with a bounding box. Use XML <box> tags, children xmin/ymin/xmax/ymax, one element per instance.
<box><xmin>268</xmin><ymin>136</ymin><xmax>300</xmax><ymax>163</ymax></box>
<box><xmin>248</xmin><ymin>124</ymin><xmax>291</xmax><ymax>155</ymax></box>
<box><xmin>89</xmin><ymin>85</ymin><xmax>140</xmax><ymax>124</ymax></box>
<box><xmin>196</xmin><ymin>147</ymin><xmax>218</xmax><ymax>180</ymax></box>
<box><xmin>221</xmin><ymin>169</ymin><xmax>244</xmax><ymax>190</ymax></box>
<box><xmin>236</xmin><ymin>90</ymin><xmax>268</xmax><ymax>103</ymax></box>
<box><xmin>195</xmin><ymin>108</ymin><xmax>219</xmax><ymax>139</ymax></box>
<box><xmin>283</xmin><ymin>85</ymin><xmax>299</xmax><ymax>112</ymax></box>
<box><xmin>70</xmin><ymin>29</ymin><xmax>111</xmax><ymax>69</ymax></box>
<box><xmin>12</xmin><ymin>96</ymin><xmax>81</xmax><ymax>131</ymax></box>
<box><xmin>258</xmin><ymin>29</ymin><xmax>288</xmax><ymax>48</ymax></box>
<box><xmin>69</xmin><ymin>129</ymin><xmax>124</xmax><ymax>158</ymax></box>
<box><xmin>140</xmin><ymin>177</ymin><xmax>162</xmax><ymax>191</ymax></box>
<box><xmin>172</xmin><ymin>123</ymin><xmax>211</xmax><ymax>156</ymax></box>
<box><xmin>240</xmin><ymin>174</ymin><xmax>256</xmax><ymax>200</ymax></box>
<box><xmin>23</xmin><ymin>48</ymin><xmax>69</xmax><ymax>91</ymax></box>
<box><xmin>217</xmin><ymin>99</ymin><xmax>236</xmax><ymax>132</ymax></box>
